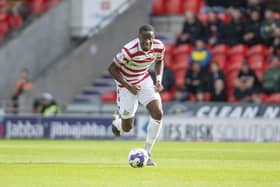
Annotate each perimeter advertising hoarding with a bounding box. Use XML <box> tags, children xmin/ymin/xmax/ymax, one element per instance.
<box><xmin>165</xmin><ymin>103</ymin><xmax>280</xmax><ymax>119</ymax></box>
<box><xmin>137</xmin><ymin>116</ymin><xmax>280</xmax><ymax>142</ymax></box>
<box><xmin>1</xmin><ymin>116</ymin><xmax>136</xmax><ymax>139</ymax></box>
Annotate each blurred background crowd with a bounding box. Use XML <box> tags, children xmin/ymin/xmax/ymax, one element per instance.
<box><xmin>0</xmin><ymin>0</ymin><xmax>60</xmax><ymax>42</ymax></box>
<box><xmin>148</xmin><ymin>0</ymin><xmax>280</xmax><ymax>103</ymax></box>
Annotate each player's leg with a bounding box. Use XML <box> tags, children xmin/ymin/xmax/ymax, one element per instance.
<box><xmin>138</xmin><ymin>77</ymin><xmax>163</xmax><ymax>165</ymax></box>
<box><xmin>112</xmin><ymin>87</ymin><xmax>138</xmax><ymax>137</ymax></box>
<box><xmin>145</xmin><ymin>99</ymin><xmax>163</xmax><ymax>156</ymax></box>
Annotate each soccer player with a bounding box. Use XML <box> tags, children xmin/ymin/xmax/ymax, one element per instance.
<box><xmin>108</xmin><ymin>24</ymin><xmax>165</xmax><ymax>166</ymax></box>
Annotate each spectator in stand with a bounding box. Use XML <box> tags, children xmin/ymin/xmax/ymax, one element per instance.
<box><xmin>185</xmin><ymin>63</ymin><xmax>205</xmax><ymax>102</ymax></box>
<box><xmin>260</xmin><ymin>9</ymin><xmax>280</xmax><ymax>46</ymax></box>
<box><xmin>176</xmin><ymin>11</ymin><xmax>203</xmax><ymax>45</ymax></box>
<box><xmin>9</xmin><ymin>68</ymin><xmax>33</xmax><ymax>113</ymax></box>
<box><xmin>263</xmin><ymin>56</ymin><xmax>280</xmax><ymax>93</ymax></box>
<box><xmin>272</xmin><ymin>27</ymin><xmax>280</xmax><ymax>56</ymax></box>
<box><xmin>208</xmin><ymin>62</ymin><xmax>227</xmax><ymax>102</ymax></box>
<box><xmin>221</xmin><ymin>8</ymin><xmax>245</xmax><ymax>46</ymax></box>
<box><xmin>40</xmin><ymin>92</ymin><xmax>61</xmax><ymax>116</ymax></box>
<box><xmin>149</xmin><ymin>66</ymin><xmax>175</xmax><ymax>92</ymax></box>
<box><xmin>190</xmin><ymin>39</ymin><xmax>211</xmax><ymax>73</ymax></box>
<box><xmin>243</xmin><ymin>8</ymin><xmax>262</xmax><ymax>46</ymax></box>
<box><xmin>234</xmin><ymin>61</ymin><xmax>262</xmax><ymax>103</ymax></box>
<box><xmin>211</xmin><ymin>79</ymin><xmax>227</xmax><ymax>102</ymax></box>
<box><xmin>204</xmin><ymin>10</ymin><xmax>222</xmax><ymax>46</ymax></box>
<box><xmin>246</xmin><ymin>0</ymin><xmax>266</xmax><ymax>17</ymax></box>
<box><xmin>13</xmin><ymin>0</ymin><xmax>30</xmax><ymax>21</ymax></box>
<box><xmin>9</xmin><ymin>2</ymin><xmax>23</xmax><ymax>30</ymax></box>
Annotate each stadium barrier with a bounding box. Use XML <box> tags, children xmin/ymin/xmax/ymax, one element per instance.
<box><xmin>138</xmin><ymin>116</ymin><xmax>280</xmax><ymax>142</ymax></box>
<box><xmin>0</xmin><ymin>115</ymin><xmax>136</xmax><ymax>139</ymax></box>
<box><xmin>0</xmin><ymin>103</ymin><xmax>279</xmax><ymax>141</ymax></box>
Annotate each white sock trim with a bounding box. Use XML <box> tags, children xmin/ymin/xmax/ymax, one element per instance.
<box><xmin>145</xmin><ymin>117</ymin><xmax>162</xmax><ymax>154</ymax></box>
<box><xmin>113</xmin><ymin>117</ymin><xmax>123</xmax><ymax>133</ymax></box>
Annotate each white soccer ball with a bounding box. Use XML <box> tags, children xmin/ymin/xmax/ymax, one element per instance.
<box><xmin>128</xmin><ymin>148</ymin><xmax>149</xmax><ymax>168</ymax></box>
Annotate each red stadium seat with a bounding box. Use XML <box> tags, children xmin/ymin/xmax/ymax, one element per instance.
<box><xmin>29</xmin><ymin>0</ymin><xmax>45</xmax><ymax>14</ymax></box>
<box><xmin>265</xmin><ymin>93</ymin><xmax>280</xmax><ymax>104</ymax></box>
<box><xmin>211</xmin><ymin>54</ymin><xmax>227</xmax><ymax>70</ymax></box>
<box><xmin>211</xmin><ymin>44</ymin><xmax>230</xmax><ymax>55</ymax></box>
<box><xmin>0</xmin><ymin>0</ymin><xmax>6</xmax><ymax>7</ymax></box>
<box><xmin>174</xmin><ymin>69</ymin><xmax>186</xmax><ymax>89</ymax></box>
<box><xmin>248</xmin><ymin>55</ymin><xmax>265</xmax><ymax>65</ymax></box>
<box><xmin>247</xmin><ymin>44</ymin><xmax>267</xmax><ymax>57</ymax></box>
<box><xmin>225</xmin><ymin>70</ymin><xmax>239</xmax><ymax>97</ymax></box>
<box><xmin>229</xmin><ymin>44</ymin><xmax>248</xmax><ymax>56</ymax></box>
<box><xmin>174</xmin><ymin>44</ymin><xmax>193</xmax><ymax>55</ymax></box>
<box><xmin>48</xmin><ymin>0</ymin><xmax>60</xmax><ymax>9</ymax></box>
<box><xmin>164</xmin><ymin>44</ymin><xmax>175</xmax><ymax>68</ymax></box>
<box><xmin>160</xmin><ymin>86</ymin><xmax>176</xmax><ymax>102</ymax></box>
<box><xmin>9</xmin><ymin>15</ymin><xmax>22</xmax><ymax>30</ymax></box>
<box><xmin>249</xmin><ymin>60</ymin><xmax>263</xmax><ymax>71</ymax></box>
<box><xmin>182</xmin><ymin>0</ymin><xmax>203</xmax><ymax>14</ymax></box>
<box><xmin>166</xmin><ymin>0</ymin><xmax>183</xmax><ymax>15</ymax></box>
<box><xmin>172</xmin><ymin>59</ymin><xmax>189</xmax><ymax>71</ymax></box>
<box><xmin>211</xmin><ymin>44</ymin><xmax>229</xmax><ymax>70</ymax></box>
<box><xmin>101</xmin><ymin>91</ymin><xmax>117</xmax><ymax>103</ymax></box>
<box><xmin>151</xmin><ymin>0</ymin><xmax>166</xmax><ymax>15</ymax></box>
<box><xmin>228</xmin><ymin>59</ymin><xmax>243</xmax><ymax>72</ymax></box>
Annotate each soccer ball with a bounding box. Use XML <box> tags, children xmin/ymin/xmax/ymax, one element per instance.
<box><xmin>128</xmin><ymin>148</ymin><xmax>149</xmax><ymax>168</ymax></box>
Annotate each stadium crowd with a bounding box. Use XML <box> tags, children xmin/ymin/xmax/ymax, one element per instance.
<box><xmin>151</xmin><ymin>0</ymin><xmax>280</xmax><ymax>103</ymax></box>
<box><xmin>0</xmin><ymin>0</ymin><xmax>60</xmax><ymax>41</ymax></box>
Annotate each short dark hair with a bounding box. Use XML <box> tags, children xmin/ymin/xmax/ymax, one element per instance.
<box><xmin>139</xmin><ymin>24</ymin><xmax>154</xmax><ymax>34</ymax></box>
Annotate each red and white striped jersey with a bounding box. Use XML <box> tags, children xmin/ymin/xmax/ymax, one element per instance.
<box><xmin>113</xmin><ymin>38</ymin><xmax>165</xmax><ymax>87</ymax></box>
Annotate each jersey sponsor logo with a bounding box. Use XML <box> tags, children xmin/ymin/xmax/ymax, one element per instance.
<box><xmin>123</xmin><ymin>110</ymin><xmax>130</xmax><ymax>116</ymax></box>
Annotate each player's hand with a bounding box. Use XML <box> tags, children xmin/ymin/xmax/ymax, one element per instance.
<box><xmin>128</xmin><ymin>85</ymin><xmax>141</xmax><ymax>95</ymax></box>
<box><xmin>155</xmin><ymin>81</ymin><xmax>164</xmax><ymax>92</ymax></box>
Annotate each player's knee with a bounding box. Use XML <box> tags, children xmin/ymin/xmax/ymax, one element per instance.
<box><xmin>122</xmin><ymin>124</ymin><xmax>132</xmax><ymax>132</ymax></box>
<box><xmin>122</xmin><ymin>119</ymin><xmax>133</xmax><ymax>132</ymax></box>
<box><xmin>151</xmin><ymin>109</ymin><xmax>163</xmax><ymax>121</ymax></box>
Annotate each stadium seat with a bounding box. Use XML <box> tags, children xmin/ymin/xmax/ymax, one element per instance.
<box><xmin>166</xmin><ymin>0</ymin><xmax>183</xmax><ymax>15</ymax></box>
<box><xmin>211</xmin><ymin>44</ymin><xmax>229</xmax><ymax>70</ymax></box>
<box><xmin>211</xmin><ymin>44</ymin><xmax>230</xmax><ymax>55</ymax></box>
<box><xmin>101</xmin><ymin>91</ymin><xmax>117</xmax><ymax>103</ymax></box>
<box><xmin>248</xmin><ymin>60</ymin><xmax>263</xmax><ymax>71</ymax></box>
<box><xmin>172</xmin><ymin>58</ymin><xmax>189</xmax><ymax>71</ymax></box>
<box><xmin>265</xmin><ymin>93</ymin><xmax>280</xmax><ymax>104</ymax></box>
<box><xmin>174</xmin><ymin>69</ymin><xmax>186</xmax><ymax>89</ymax></box>
<box><xmin>29</xmin><ymin>0</ymin><xmax>45</xmax><ymax>14</ymax></box>
<box><xmin>160</xmin><ymin>86</ymin><xmax>176</xmax><ymax>102</ymax></box>
<box><xmin>211</xmin><ymin>54</ymin><xmax>227</xmax><ymax>70</ymax></box>
<box><xmin>48</xmin><ymin>0</ymin><xmax>60</xmax><ymax>9</ymax></box>
<box><xmin>229</xmin><ymin>44</ymin><xmax>248</xmax><ymax>56</ymax></box>
<box><xmin>225</xmin><ymin>70</ymin><xmax>239</xmax><ymax>98</ymax></box>
<box><xmin>182</xmin><ymin>0</ymin><xmax>203</xmax><ymax>14</ymax></box>
<box><xmin>151</xmin><ymin>0</ymin><xmax>166</xmax><ymax>15</ymax></box>
<box><xmin>247</xmin><ymin>44</ymin><xmax>267</xmax><ymax>57</ymax></box>
<box><xmin>9</xmin><ymin>15</ymin><xmax>22</xmax><ymax>30</ymax></box>
<box><xmin>164</xmin><ymin>44</ymin><xmax>175</xmax><ymax>68</ymax></box>
<box><xmin>227</xmin><ymin>59</ymin><xmax>243</xmax><ymax>72</ymax></box>
<box><xmin>174</xmin><ymin>44</ymin><xmax>193</xmax><ymax>55</ymax></box>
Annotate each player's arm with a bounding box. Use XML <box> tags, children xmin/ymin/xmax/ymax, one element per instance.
<box><xmin>154</xmin><ymin>59</ymin><xmax>164</xmax><ymax>92</ymax></box>
<box><xmin>108</xmin><ymin>62</ymin><xmax>141</xmax><ymax>95</ymax></box>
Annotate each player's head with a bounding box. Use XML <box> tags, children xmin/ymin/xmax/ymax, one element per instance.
<box><xmin>138</xmin><ymin>24</ymin><xmax>155</xmax><ymax>52</ymax></box>
<box><xmin>20</xmin><ymin>68</ymin><xmax>29</xmax><ymax>80</ymax></box>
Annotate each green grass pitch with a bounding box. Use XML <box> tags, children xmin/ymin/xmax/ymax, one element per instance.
<box><xmin>0</xmin><ymin>140</ymin><xmax>279</xmax><ymax>187</ymax></box>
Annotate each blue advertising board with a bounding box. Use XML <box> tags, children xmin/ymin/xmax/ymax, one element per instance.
<box><xmin>0</xmin><ymin>115</ymin><xmax>136</xmax><ymax>139</ymax></box>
